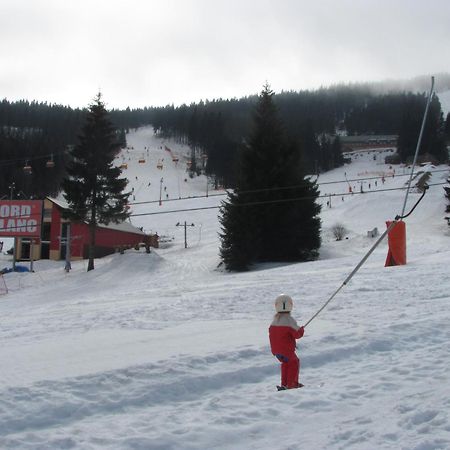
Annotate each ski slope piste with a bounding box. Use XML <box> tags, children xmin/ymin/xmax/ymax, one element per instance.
<box><xmin>0</xmin><ymin>126</ymin><xmax>449</xmax><ymax>450</ymax></box>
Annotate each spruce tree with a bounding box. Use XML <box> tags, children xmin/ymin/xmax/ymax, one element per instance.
<box><xmin>219</xmin><ymin>84</ymin><xmax>321</xmax><ymax>271</ymax></box>
<box><xmin>62</xmin><ymin>94</ymin><xmax>130</xmax><ymax>271</ymax></box>
<box><xmin>219</xmin><ymin>190</ymin><xmax>257</xmax><ymax>271</ymax></box>
<box><xmin>331</xmin><ymin>136</ymin><xmax>344</xmax><ymax>168</ymax></box>
<box><xmin>299</xmin><ymin>119</ymin><xmax>321</xmax><ymax>174</ymax></box>
<box><xmin>445</xmin><ymin>113</ymin><xmax>450</xmax><ymax>141</ymax></box>
<box><xmin>422</xmin><ymin>96</ymin><xmax>448</xmax><ymax>163</ymax></box>
<box><xmin>318</xmin><ymin>134</ymin><xmax>332</xmax><ymax>172</ymax></box>
<box><xmin>397</xmin><ymin>94</ymin><xmax>448</xmax><ymax>164</ymax></box>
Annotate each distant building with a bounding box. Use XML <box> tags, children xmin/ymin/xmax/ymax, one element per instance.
<box><xmin>340</xmin><ymin>135</ymin><xmax>398</xmax><ymax>152</ymax></box>
<box><xmin>14</xmin><ymin>197</ymin><xmax>158</xmax><ymax>262</ymax></box>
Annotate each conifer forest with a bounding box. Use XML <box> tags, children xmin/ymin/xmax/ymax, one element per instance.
<box><xmin>1</xmin><ymin>83</ymin><xmax>449</xmax><ymax>200</ymax></box>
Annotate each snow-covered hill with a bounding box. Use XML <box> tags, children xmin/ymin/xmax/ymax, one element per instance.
<box><xmin>1</xmin><ymin>128</ymin><xmax>449</xmax><ymax>449</ymax></box>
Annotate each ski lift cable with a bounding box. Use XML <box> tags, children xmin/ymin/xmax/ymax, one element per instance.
<box><xmin>128</xmin><ymin>181</ymin><xmax>444</xmax><ymax>218</ymax></box>
<box><xmin>127</xmin><ymin>169</ymin><xmax>449</xmax><ymax>207</ymax></box>
<box><xmin>0</xmin><ymin>148</ymin><xmax>71</xmax><ymax>168</ymax></box>
<box><xmin>303</xmin><ymin>76</ymin><xmax>436</xmax><ymax>329</ymax></box>
<box><xmin>303</xmin><ymin>187</ymin><xmax>429</xmax><ymax>328</ymax></box>
<box><xmin>400</xmin><ymin>77</ymin><xmax>435</xmax><ymax>216</ymax></box>
<box><xmin>1</xmin><ymin>181</ymin><xmax>443</xmax><ymax>234</ymax></box>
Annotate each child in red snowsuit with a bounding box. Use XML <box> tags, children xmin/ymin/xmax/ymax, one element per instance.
<box><xmin>269</xmin><ymin>294</ymin><xmax>304</xmax><ymax>389</ymax></box>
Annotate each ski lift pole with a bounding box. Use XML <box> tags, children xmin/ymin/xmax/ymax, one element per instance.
<box><xmin>304</xmin><ymin>180</ymin><xmax>429</xmax><ymax>328</ymax></box>
<box><xmin>64</xmin><ymin>224</ymin><xmax>72</xmax><ymax>272</ymax></box>
<box><xmin>304</xmin><ymin>77</ymin><xmax>435</xmax><ymax>329</ymax></box>
<box><xmin>400</xmin><ymin>76</ymin><xmax>434</xmax><ymax>217</ymax></box>
<box><xmin>303</xmin><ymin>220</ymin><xmax>397</xmax><ymax>328</ymax></box>
<box><xmin>30</xmin><ymin>239</ymin><xmax>35</xmax><ymax>272</ymax></box>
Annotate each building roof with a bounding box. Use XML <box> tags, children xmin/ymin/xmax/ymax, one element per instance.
<box><xmin>340</xmin><ymin>134</ymin><xmax>398</xmax><ymax>143</ymax></box>
<box><xmin>46</xmin><ymin>196</ymin><xmax>145</xmax><ymax>236</ymax></box>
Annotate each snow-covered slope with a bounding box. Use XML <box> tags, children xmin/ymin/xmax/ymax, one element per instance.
<box><xmin>1</xmin><ymin>128</ymin><xmax>449</xmax><ymax>449</ymax></box>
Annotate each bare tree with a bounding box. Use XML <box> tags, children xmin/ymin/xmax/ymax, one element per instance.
<box><xmin>332</xmin><ymin>223</ymin><xmax>346</xmax><ymax>241</ymax></box>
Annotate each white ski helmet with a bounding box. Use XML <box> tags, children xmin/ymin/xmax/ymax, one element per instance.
<box><xmin>275</xmin><ymin>294</ymin><xmax>293</xmax><ymax>313</ymax></box>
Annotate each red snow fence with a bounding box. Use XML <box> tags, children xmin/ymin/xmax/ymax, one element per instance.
<box><xmin>385</xmin><ymin>220</ymin><xmax>406</xmax><ymax>266</ymax></box>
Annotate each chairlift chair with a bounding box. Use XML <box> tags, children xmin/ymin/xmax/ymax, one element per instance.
<box><xmin>23</xmin><ymin>161</ymin><xmax>32</xmax><ymax>174</ymax></box>
<box><xmin>46</xmin><ymin>154</ymin><xmax>55</xmax><ymax>168</ymax></box>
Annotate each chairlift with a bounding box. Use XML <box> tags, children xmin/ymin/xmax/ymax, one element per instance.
<box><xmin>46</xmin><ymin>154</ymin><xmax>55</xmax><ymax>168</ymax></box>
<box><xmin>23</xmin><ymin>161</ymin><xmax>32</xmax><ymax>174</ymax></box>
<box><xmin>138</xmin><ymin>158</ymin><xmax>146</xmax><ymax>164</ymax></box>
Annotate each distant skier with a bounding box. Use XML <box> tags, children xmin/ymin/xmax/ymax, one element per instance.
<box><xmin>269</xmin><ymin>294</ymin><xmax>305</xmax><ymax>390</ymax></box>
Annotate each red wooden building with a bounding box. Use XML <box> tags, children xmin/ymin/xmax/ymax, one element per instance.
<box><xmin>15</xmin><ymin>197</ymin><xmax>157</xmax><ymax>261</ymax></box>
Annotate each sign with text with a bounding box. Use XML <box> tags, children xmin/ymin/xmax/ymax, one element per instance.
<box><xmin>0</xmin><ymin>200</ymin><xmax>43</xmax><ymax>237</ymax></box>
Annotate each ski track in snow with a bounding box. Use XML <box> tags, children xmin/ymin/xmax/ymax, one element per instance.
<box><xmin>1</xmin><ymin>127</ymin><xmax>450</xmax><ymax>449</ymax></box>
<box><xmin>1</xmin><ymin>310</ymin><xmax>449</xmax><ymax>450</ymax></box>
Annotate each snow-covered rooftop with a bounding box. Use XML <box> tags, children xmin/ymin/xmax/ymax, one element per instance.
<box><xmin>47</xmin><ymin>196</ymin><xmax>145</xmax><ymax>235</ymax></box>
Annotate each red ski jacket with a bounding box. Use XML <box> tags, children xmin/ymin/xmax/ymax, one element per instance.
<box><xmin>269</xmin><ymin>313</ymin><xmax>304</xmax><ymax>356</ymax></box>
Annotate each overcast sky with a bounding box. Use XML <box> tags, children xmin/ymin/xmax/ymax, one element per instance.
<box><xmin>0</xmin><ymin>0</ymin><xmax>449</xmax><ymax>109</ymax></box>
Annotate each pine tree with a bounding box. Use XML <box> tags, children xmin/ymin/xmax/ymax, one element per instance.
<box><xmin>331</xmin><ymin>136</ymin><xmax>345</xmax><ymax>168</ymax></box>
<box><xmin>219</xmin><ymin>191</ymin><xmax>257</xmax><ymax>271</ymax></box>
<box><xmin>117</xmin><ymin>128</ymin><xmax>127</xmax><ymax>148</ymax></box>
<box><xmin>318</xmin><ymin>134</ymin><xmax>332</xmax><ymax>172</ymax></box>
<box><xmin>62</xmin><ymin>94</ymin><xmax>130</xmax><ymax>271</ymax></box>
<box><xmin>299</xmin><ymin>119</ymin><xmax>321</xmax><ymax>174</ymax></box>
<box><xmin>422</xmin><ymin>96</ymin><xmax>448</xmax><ymax>163</ymax></box>
<box><xmin>317</xmin><ymin>134</ymin><xmax>343</xmax><ymax>171</ymax></box>
<box><xmin>445</xmin><ymin>113</ymin><xmax>450</xmax><ymax>141</ymax></box>
<box><xmin>397</xmin><ymin>94</ymin><xmax>422</xmax><ymax>162</ymax></box>
<box><xmin>397</xmin><ymin>94</ymin><xmax>448</xmax><ymax>164</ymax></box>
<box><xmin>219</xmin><ymin>84</ymin><xmax>321</xmax><ymax>271</ymax></box>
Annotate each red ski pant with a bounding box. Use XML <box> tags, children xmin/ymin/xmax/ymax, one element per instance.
<box><xmin>275</xmin><ymin>353</ymin><xmax>299</xmax><ymax>388</ymax></box>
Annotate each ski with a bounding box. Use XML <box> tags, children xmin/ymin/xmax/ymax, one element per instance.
<box><xmin>276</xmin><ymin>383</ymin><xmax>304</xmax><ymax>391</ymax></box>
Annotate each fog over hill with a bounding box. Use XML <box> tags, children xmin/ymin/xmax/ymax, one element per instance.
<box><xmin>365</xmin><ymin>72</ymin><xmax>450</xmax><ymax>94</ymax></box>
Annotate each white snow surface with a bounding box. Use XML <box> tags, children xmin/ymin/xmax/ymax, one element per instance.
<box><xmin>1</xmin><ymin>127</ymin><xmax>450</xmax><ymax>450</ymax></box>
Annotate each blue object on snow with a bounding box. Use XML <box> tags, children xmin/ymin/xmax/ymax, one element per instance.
<box><xmin>14</xmin><ymin>265</ymin><xmax>30</xmax><ymax>272</ymax></box>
